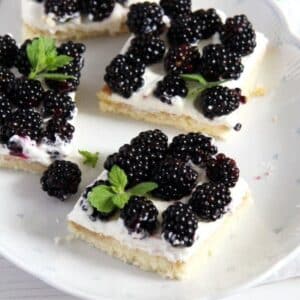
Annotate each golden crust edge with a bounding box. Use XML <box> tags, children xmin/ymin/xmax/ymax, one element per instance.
<box><xmin>68</xmin><ymin>193</ymin><xmax>251</xmax><ymax>280</ymax></box>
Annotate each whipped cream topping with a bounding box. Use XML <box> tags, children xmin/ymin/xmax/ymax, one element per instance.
<box><xmin>68</xmin><ymin>170</ymin><xmax>249</xmax><ymax>263</ymax></box>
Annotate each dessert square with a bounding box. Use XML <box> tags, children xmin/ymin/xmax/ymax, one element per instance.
<box><xmin>22</xmin><ymin>0</ymin><xmax>159</xmax><ymax>41</ymax></box>
<box><xmin>68</xmin><ymin>130</ymin><xmax>251</xmax><ymax>279</ymax></box>
<box><xmin>98</xmin><ymin>3</ymin><xmax>269</xmax><ymax>139</ymax></box>
<box><xmin>0</xmin><ymin>34</ymin><xmax>85</xmax><ymax>173</ymax></box>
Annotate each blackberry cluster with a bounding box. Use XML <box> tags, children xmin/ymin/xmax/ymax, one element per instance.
<box><xmin>0</xmin><ymin>67</ymin><xmax>15</xmax><ymax>94</ymax></box>
<box><xmin>168</xmin><ymin>132</ymin><xmax>218</xmax><ymax>167</ymax></box>
<box><xmin>197</xmin><ymin>86</ymin><xmax>244</xmax><ymax>119</ymax></box>
<box><xmin>220</xmin><ymin>15</ymin><xmax>256</xmax><ymax>56</ymax></box>
<box><xmin>42</xmin><ymin>90</ymin><xmax>76</xmax><ymax>119</ymax></box>
<box><xmin>160</xmin><ymin>0</ymin><xmax>191</xmax><ymax>19</ymax></box>
<box><xmin>206</xmin><ymin>154</ymin><xmax>240</xmax><ymax>188</ymax></box>
<box><xmin>199</xmin><ymin>44</ymin><xmax>244</xmax><ymax>81</ymax></box>
<box><xmin>104</xmin><ymin>129</ymin><xmax>168</xmax><ymax>186</ymax></box>
<box><xmin>0</xmin><ymin>93</ymin><xmax>12</xmax><ymax>125</ymax></box>
<box><xmin>151</xmin><ymin>158</ymin><xmax>198</xmax><ymax>201</ymax></box>
<box><xmin>41</xmin><ymin>160</ymin><xmax>82</xmax><ymax>200</ymax></box>
<box><xmin>9</xmin><ymin>78</ymin><xmax>44</xmax><ymax>108</ymax></box>
<box><xmin>193</xmin><ymin>8</ymin><xmax>222</xmax><ymax>39</ymax></box>
<box><xmin>126</xmin><ymin>35</ymin><xmax>166</xmax><ymax>66</ymax></box>
<box><xmin>189</xmin><ymin>182</ymin><xmax>232</xmax><ymax>221</ymax></box>
<box><xmin>0</xmin><ymin>109</ymin><xmax>42</xmax><ymax>143</ymax></box>
<box><xmin>104</xmin><ymin>54</ymin><xmax>145</xmax><ymax>98</ymax></box>
<box><xmin>167</xmin><ymin>15</ymin><xmax>201</xmax><ymax>46</ymax></box>
<box><xmin>162</xmin><ymin>202</ymin><xmax>198</xmax><ymax>247</ymax></box>
<box><xmin>15</xmin><ymin>39</ymin><xmax>34</xmax><ymax>76</ymax></box>
<box><xmin>84</xmin><ymin>0</ymin><xmax>116</xmax><ymax>22</ymax></box>
<box><xmin>0</xmin><ymin>35</ymin><xmax>18</xmax><ymax>68</ymax></box>
<box><xmin>43</xmin><ymin>117</ymin><xmax>75</xmax><ymax>143</ymax></box>
<box><xmin>57</xmin><ymin>41</ymin><xmax>86</xmax><ymax>65</ymax></box>
<box><xmin>127</xmin><ymin>2</ymin><xmax>165</xmax><ymax>35</ymax></box>
<box><xmin>45</xmin><ymin>0</ymin><xmax>81</xmax><ymax>22</ymax></box>
<box><xmin>121</xmin><ymin>196</ymin><xmax>159</xmax><ymax>237</ymax></box>
<box><xmin>164</xmin><ymin>44</ymin><xmax>200</xmax><ymax>74</ymax></box>
<box><xmin>154</xmin><ymin>73</ymin><xmax>187</xmax><ymax>104</ymax></box>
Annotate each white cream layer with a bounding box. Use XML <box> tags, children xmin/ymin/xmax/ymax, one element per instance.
<box><xmin>22</xmin><ymin>0</ymin><xmax>159</xmax><ymax>35</ymax></box>
<box><xmin>68</xmin><ymin>171</ymin><xmax>249</xmax><ymax>263</ymax></box>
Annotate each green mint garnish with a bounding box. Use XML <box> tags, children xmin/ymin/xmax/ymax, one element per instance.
<box><xmin>88</xmin><ymin>165</ymin><xmax>158</xmax><ymax>214</ymax></box>
<box><xmin>181</xmin><ymin>74</ymin><xmax>228</xmax><ymax>100</ymax></box>
<box><xmin>27</xmin><ymin>37</ymin><xmax>75</xmax><ymax>81</ymax></box>
<box><xmin>79</xmin><ymin>150</ymin><xmax>99</xmax><ymax>168</ymax></box>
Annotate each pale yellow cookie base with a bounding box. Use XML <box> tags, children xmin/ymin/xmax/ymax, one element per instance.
<box><xmin>0</xmin><ymin>154</ymin><xmax>46</xmax><ymax>173</ymax></box>
<box><xmin>68</xmin><ymin>193</ymin><xmax>251</xmax><ymax>279</ymax></box>
<box><xmin>22</xmin><ymin>22</ymin><xmax>128</xmax><ymax>41</ymax></box>
<box><xmin>98</xmin><ymin>87</ymin><xmax>231</xmax><ymax>139</ymax></box>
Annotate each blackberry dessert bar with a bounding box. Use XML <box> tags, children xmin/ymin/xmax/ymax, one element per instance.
<box><xmin>0</xmin><ymin>34</ymin><xmax>85</xmax><ymax>172</ymax></box>
<box><xmin>22</xmin><ymin>0</ymin><xmax>160</xmax><ymax>40</ymax></box>
<box><xmin>98</xmin><ymin>2</ymin><xmax>268</xmax><ymax>138</ymax></box>
<box><xmin>68</xmin><ymin>130</ymin><xmax>251</xmax><ymax>279</ymax></box>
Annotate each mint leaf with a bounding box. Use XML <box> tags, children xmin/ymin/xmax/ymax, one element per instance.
<box><xmin>108</xmin><ymin>165</ymin><xmax>128</xmax><ymax>192</ymax></box>
<box><xmin>181</xmin><ymin>74</ymin><xmax>208</xmax><ymax>86</ymax></box>
<box><xmin>39</xmin><ymin>73</ymin><xmax>76</xmax><ymax>81</ymax></box>
<box><xmin>128</xmin><ymin>182</ymin><xmax>158</xmax><ymax>196</ymax></box>
<box><xmin>79</xmin><ymin>150</ymin><xmax>99</xmax><ymax>168</ymax></box>
<box><xmin>47</xmin><ymin>55</ymin><xmax>73</xmax><ymax>71</ymax></box>
<box><xmin>112</xmin><ymin>193</ymin><xmax>130</xmax><ymax>209</ymax></box>
<box><xmin>88</xmin><ymin>185</ymin><xmax>116</xmax><ymax>213</ymax></box>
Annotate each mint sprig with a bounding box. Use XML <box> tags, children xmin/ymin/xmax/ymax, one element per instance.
<box><xmin>79</xmin><ymin>150</ymin><xmax>99</xmax><ymax>168</ymax></box>
<box><xmin>88</xmin><ymin>165</ymin><xmax>158</xmax><ymax>213</ymax></box>
<box><xmin>27</xmin><ymin>37</ymin><xmax>75</xmax><ymax>81</ymax></box>
<box><xmin>181</xmin><ymin>74</ymin><xmax>228</xmax><ymax>100</ymax></box>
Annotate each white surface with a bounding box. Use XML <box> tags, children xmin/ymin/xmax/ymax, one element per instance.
<box><xmin>0</xmin><ymin>0</ymin><xmax>300</xmax><ymax>299</ymax></box>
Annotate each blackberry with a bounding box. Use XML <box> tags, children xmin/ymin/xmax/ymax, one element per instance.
<box><xmin>44</xmin><ymin>117</ymin><xmax>75</xmax><ymax>143</ymax></box>
<box><xmin>41</xmin><ymin>160</ymin><xmax>81</xmax><ymax>200</ymax></box>
<box><xmin>151</xmin><ymin>158</ymin><xmax>198</xmax><ymax>201</ymax></box>
<box><xmin>220</xmin><ymin>15</ymin><xmax>256</xmax><ymax>56</ymax></box>
<box><xmin>126</xmin><ymin>35</ymin><xmax>166</xmax><ymax>66</ymax></box>
<box><xmin>120</xmin><ymin>196</ymin><xmax>159</xmax><ymax>237</ymax></box>
<box><xmin>57</xmin><ymin>41</ymin><xmax>86</xmax><ymax>65</ymax></box>
<box><xmin>15</xmin><ymin>39</ymin><xmax>33</xmax><ymax>76</ymax></box>
<box><xmin>127</xmin><ymin>2</ymin><xmax>165</xmax><ymax>35</ymax></box>
<box><xmin>45</xmin><ymin>0</ymin><xmax>81</xmax><ymax>22</ymax></box>
<box><xmin>0</xmin><ymin>109</ymin><xmax>42</xmax><ymax>143</ymax></box>
<box><xmin>197</xmin><ymin>86</ymin><xmax>244</xmax><ymax>119</ymax></box>
<box><xmin>167</xmin><ymin>15</ymin><xmax>201</xmax><ymax>46</ymax></box>
<box><xmin>160</xmin><ymin>0</ymin><xmax>191</xmax><ymax>19</ymax></box>
<box><xmin>164</xmin><ymin>44</ymin><xmax>200</xmax><ymax>74</ymax></box>
<box><xmin>84</xmin><ymin>0</ymin><xmax>116</xmax><ymax>22</ymax></box>
<box><xmin>168</xmin><ymin>132</ymin><xmax>218</xmax><ymax>167</ymax></box>
<box><xmin>42</xmin><ymin>90</ymin><xmax>76</xmax><ymax>119</ymax></box>
<box><xmin>206</xmin><ymin>154</ymin><xmax>240</xmax><ymax>188</ymax></box>
<box><xmin>0</xmin><ymin>66</ymin><xmax>15</xmax><ymax>94</ymax></box>
<box><xmin>10</xmin><ymin>78</ymin><xmax>44</xmax><ymax>108</ymax></box>
<box><xmin>0</xmin><ymin>35</ymin><xmax>18</xmax><ymax>68</ymax></box>
<box><xmin>154</xmin><ymin>73</ymin><xmax>187</xmax><ymax>104</ymax></box>
<box><xmin>0</xmin><ymin>93</ymin><xmax>12</xmax><ymax>125</ymax></box>
<box><xmin>199</xmin><ymin>44</ymin><xmax>244</xmax><ymax>81</ymax></box>
<box><xmin>189</xmin><ymin>182</ymin><xmax>232</xmax><ymax>221</ymax></box>
<box><xmin>104</xmin><ymin>54</ymin><xmax>145</xmax><ymax>98</ymax></box>
<box><xmin>193</xmin><ymin>8</ymin><xmax>222</xmax><ymax>39</ymax></box>
<box><xmin>162</xmin><ymin>202</ymin><xmax>198</xmax><ymax>247</ymax></box>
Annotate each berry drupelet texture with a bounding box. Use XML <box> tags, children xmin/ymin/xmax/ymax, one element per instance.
<box><xmin>164</xmin><ymin>44</ymin><xmax>200</xmax><ymax>74</ymax></box>
<box><xmin>162</xmin><ymin>202</ymin><xmax>198</xmax><ymax>247</ymax></box>
<box><xmin>151</xmin><ymin>158</ymin><xmax>198</xmax><ymax>201</ymax></box>
<box><xmin>0</xmin><ymin>93</ymin><xmax>12</xmax><ymax>125</ymax></box>
<box><xmin>45</xmin><ymin>0</ymin><xmax>81</xmax><ymax>22</ymax></box>
<box><xmin>220</xmin><ymin>15</ymin><xmax>256</xmax><ymax>57</ymax></box>
<box><xmin>168</xmin><ymin>132</ymin><xmax>218</xmax><ymax>167</ymax></box>
<box><xmin>199</xmin><ymin>44</ymin><xmax>244</xmax><ymax>81</ymax></box>
<box><xmin>57</xmin><ymin>41</ymin><xmax>86</xmax><ymax>65</ymax></box>
<box><xmin>206</xmin><ymin>154</ymin><xmax>240</xmax><ymax>188</ymax></box>
<box><xmin>189</xmin><ymin>182</ymin><xmax>232</xmax><ymax>221</ymax></box>
<box><xmin>0</xmin><ymin>35</ymin><xmax>18</xmax><ymax>68</ymax></box>
<box><xmin>15</xmin><ymin>39</ymin><xmax>34</xmax><ymax>76</ymax></box>
<box><xmin>84</xmin><ymin>0</ymin><xmax>116</xmax><ymax>22</ymax></box>
<box><xmin>160</xmin><ymin>0</ymin><xmax>191</xmax><ymax>19</ymax></box>
<box><xmin>126</xmin><ymin>35</ymin><xmax>166</xmax><ymax>66</ymax></box>
<box><xmin>104</xmin><ymin>54</ymin><xmax>145</xmax><ymax>98</ymax></box>
<box><xmin>0</xmin><ymin>67</ymin><xmax>15</xmax><ymax>94</ymax></box>
<box><xmin>41</xmin><ymin>160</ymin><xmax>81</xmax><ymax>200</ymax></box>
<box><xmin>197</xmin><ymin>86</ymin><xmax>244</xmax><ymax>119</ymax></box>
<box><xmin>121</xmin><ymin>196</ymin><xmax>159</xmax><ymax>237</ymax></box>
<box><xmin>154</xmin><ymin>73</ymin><xmax>188</xmax><ymax>105</ymax></box>
<box><xmin>127</xmin><ymin>2</ymin><xmax>165</xmax><ymax>35</ymax></box>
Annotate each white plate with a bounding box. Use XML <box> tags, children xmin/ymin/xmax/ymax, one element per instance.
<box><xmin>0</xmin><ymin>0</ymin><xmax>300</xmax><ymax>299</ymax></box>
